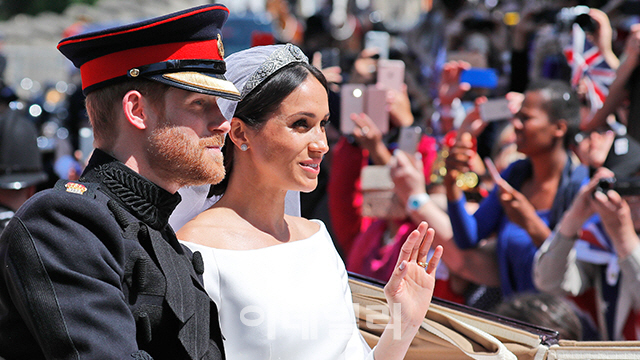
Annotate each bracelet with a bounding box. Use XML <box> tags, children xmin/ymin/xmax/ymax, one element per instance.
<box><xmin>406</xmin><ymin>193</ymin><xmax>431</xmax><ymax>212</ymax></box>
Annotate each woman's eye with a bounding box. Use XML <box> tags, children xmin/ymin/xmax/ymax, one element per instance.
<box><xmin>321</xmin><ymin>119</ymin><xmax>330</xmax><ymax>128</ymax></box>
<box><xmin>293</xmin><ymin>119</ymin><xmax>308</xmax><ymax>128</ymax></box>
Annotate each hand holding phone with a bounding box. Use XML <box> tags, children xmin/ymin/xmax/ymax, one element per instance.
<box><xmin>484</xmin><ymin>157</ymin><xmax>516</xmax><ymax>194</ymax></box>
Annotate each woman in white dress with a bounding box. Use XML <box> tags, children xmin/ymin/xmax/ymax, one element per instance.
<box><xmin>177</xmin><ymin>44</ymin><xmax>443</xmax><ymax>360</ymax></box>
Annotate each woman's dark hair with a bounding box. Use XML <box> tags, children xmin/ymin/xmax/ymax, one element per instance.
<box><xmin>210</xmin><ymin>62</ymin><xmax>328</xmax><ymax>196</ymax></box>
<box><xmin>525</xmin><ymin>79</ymin><xmax>580</xmax><ymax>149</ymax></box>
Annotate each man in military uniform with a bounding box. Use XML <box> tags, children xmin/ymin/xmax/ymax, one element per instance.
<box><xmin>0</xmin><ymin>84</ymin><xmax>47</xmax><ymax>233</ymax></box>
<box><xmin>0</xmin><ymin>4</ymin><xmax>241</xmax><ymax>359</ymax></box>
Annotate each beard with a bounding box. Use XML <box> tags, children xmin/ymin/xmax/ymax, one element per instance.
<box><xmin>146</xmin><ymin>125</ymin><xmax>226</xmax><ymax>188</ymax></box>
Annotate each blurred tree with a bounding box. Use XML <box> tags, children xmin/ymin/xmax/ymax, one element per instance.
<box><xmin>0</xmin><ymin>0</ymin><xmax>99</xmax><ymax>20</ymax></box>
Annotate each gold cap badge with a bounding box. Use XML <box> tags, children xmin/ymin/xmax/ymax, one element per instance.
<box><xmin>217</xmin><ymin>33</ymin><xmax>224</xmax><ymax>58</ymax></box>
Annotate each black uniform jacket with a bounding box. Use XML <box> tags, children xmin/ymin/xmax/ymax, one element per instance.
<box><xmin>0</xmin><ymin>150</ymin><xmax>224</xmax><ymax>359</ymax></box>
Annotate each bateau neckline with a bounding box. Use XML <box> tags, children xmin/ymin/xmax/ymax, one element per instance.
<box><xmin>179</xmin><ymin>219</ymin><xmax>325</xmax><ymax>252</ymax></box>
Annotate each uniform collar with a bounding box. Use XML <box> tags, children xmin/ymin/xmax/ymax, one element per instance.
<box><xmin>80</xmin><ymin>149</ymin><xmax>181</xmax><ymax>230</ymax></box>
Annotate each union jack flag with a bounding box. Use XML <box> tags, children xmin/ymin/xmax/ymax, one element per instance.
<box><xmin>578</xmin><ymin>217</ymin><xmax>613</xmax><ymax>252</ymax></box>
<box><xmin>563</xmin><ymin>24</ymin><xmax>616</xmax><ymax>113</ymax></box>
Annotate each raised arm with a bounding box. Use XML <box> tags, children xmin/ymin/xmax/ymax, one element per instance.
<box><xmin>390</xmin><ymin>149</ymin><xmax>499</xmax><ymax>286</ymax></box>
<box><xmin>582</xmin><ymin>23</ymin><xmax>640</xmax><ymax>131</ymax></box>
<box><xmin>534</xmin><ymin>170</ymin><xmax>605</xmax><ymax>295</ymax></box>
<box><xmin>374</xmin><ymin>222</ymin><xmax>442</xmax><ymax>360</ymax></box>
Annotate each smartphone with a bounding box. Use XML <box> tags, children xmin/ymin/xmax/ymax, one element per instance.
<box><xmin>360</xmin><ymin>165</ymin><xmax>405</xmax><ymax>219</ymax></box>
<box><xmin>340</xmin><ymin>84</ymin><xmax>366</xmax><ymax>134</ymax></box>
<box><xmin>320</xmin><ymin>47</ymin><xmax>340</xmax><ymax>68</ymax></box>
<box><xmin>446</xmin><ymin>50</ymin><xmax>487</xmax><ymax>68</ymax></box>
<box><xmin>376</xmin><ymin>59</ymin><xmax>405</xmax><ymax>92</ymax></box>
<box><xmin>460</xmin><ymin>68</ymin><xmax>498</xmax><ymax>89</ymax></box>
<box><xmin>479</xmin><ymin>98</ymin><xmax>512</xmax><ymax>122</ymax></box>
<box><xmin>364</xmin><ymin>30</ymin><xmax>390</xmax><ymax>59</ymax></box>
<box><xmin>397</xmin><ymin>126</ymin><xmax>422</xmax><ymax>154</ymax></box>
<box><xmin>484</xmin><ymin>157</ymin><xmax>503</xmax><ymax>184</ymax></box>
<box><xmin>365</xmin><ymin>85</ymin><xmax>389</xmax><ymax>134</ymax></box>
<box><xmin>339</xmin><ymin>85</ymin><xmax>389</xmax><ymax>134</ymax></box>
<box><xmin>361</xmin><ymin>165</ymin><xmax>394</xmax><ymax>190</ymax></box>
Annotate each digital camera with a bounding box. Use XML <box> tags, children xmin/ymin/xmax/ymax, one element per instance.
<box><xmin>596</xmin><ymin>177</ymin><xmax>640</xmax><ymax>196</ymax></box>
<box><xmin>547</xmin><ymin>6</ymin><xmax>598</xmax><ymax>33</ymax></box>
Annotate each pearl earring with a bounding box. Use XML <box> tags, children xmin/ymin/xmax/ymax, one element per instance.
<box><xmin>240</xmin><ymin>144</ymin><xmax>248</xmax><ymax>151</ymax></box>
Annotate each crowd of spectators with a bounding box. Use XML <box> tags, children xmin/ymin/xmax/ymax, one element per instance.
<box><xmin>2</xmin><ymin>0</ymin><xmax>640</xmax><ymax>343</ymax></box>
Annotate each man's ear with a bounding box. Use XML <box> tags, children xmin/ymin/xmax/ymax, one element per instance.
<box><xmin>229</xmin><ymin>117</ymin><xmax>250</xmax><ymax>149</ymax></box>
<box><xmin>122</xmin><ymin>90</ymin><xmax>148</xmax><ymax>130</ymax></box>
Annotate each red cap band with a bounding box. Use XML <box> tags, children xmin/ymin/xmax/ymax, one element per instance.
<box><xmin>80</xmin><ymin>39</ymin><xmax>221</xmax><ymax>90</ymax></box>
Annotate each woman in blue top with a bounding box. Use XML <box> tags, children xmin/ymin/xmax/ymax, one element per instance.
<box><xmin>445</xmin><ymin>80</ymin><xmax>588</xmax><ymax>299</ymax></box>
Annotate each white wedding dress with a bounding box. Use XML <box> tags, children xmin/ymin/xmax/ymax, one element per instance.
<box><xmin>182</xmin><ymin>220</ymin><xmax>375</xmax><ymax>360</ymax></box>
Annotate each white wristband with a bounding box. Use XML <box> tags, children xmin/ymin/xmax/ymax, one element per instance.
<box><xmin>406</xmin><ymin>193</ymin><xmax>430</xmax><ymax>212</ymax></box>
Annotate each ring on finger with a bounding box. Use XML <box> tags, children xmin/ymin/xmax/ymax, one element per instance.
<box><xmin>417</xmin><ymin>261</ymin><xmax>428</xmax><ymax>268</ymax></box>
<box><xmin>361</xmin><ymin>126</ymin><xmax>369</xmax><ymax>135</ymax></box>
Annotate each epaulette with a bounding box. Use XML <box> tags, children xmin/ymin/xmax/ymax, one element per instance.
<box><xmin>54</xmin><ymin>179</ymin><xmax>97</xmax><ymax>198</ymax></box>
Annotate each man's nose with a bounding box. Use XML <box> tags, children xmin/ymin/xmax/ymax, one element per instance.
<box><xmin>207</xmin><ymin>105</ymin><xmax>231</xmax><ymax>134</ymax></box>
<box><xmin>208</xmin><ymin>118</ymin><xmax>230</xmax><ymax>134</ymax></box>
